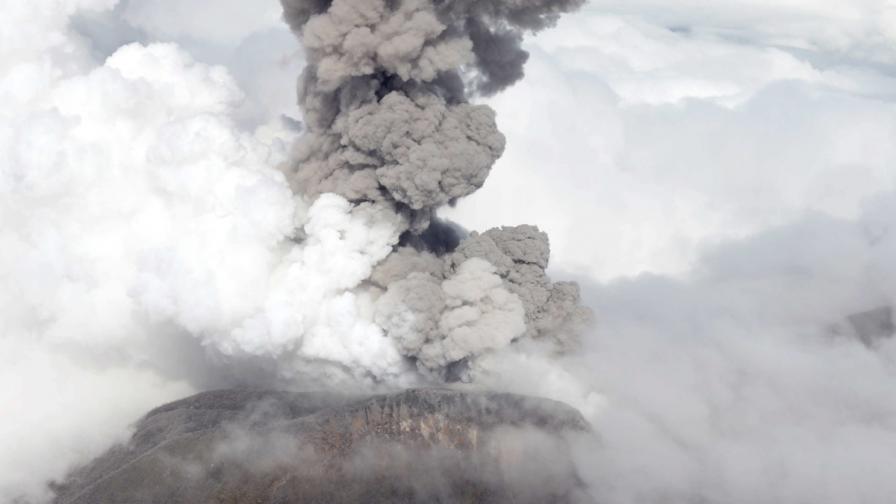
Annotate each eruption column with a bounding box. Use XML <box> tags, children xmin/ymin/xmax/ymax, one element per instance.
<box><xmin>280</xmin><ymin>0</ymin><xmax>590</xmax><ymax>379</ymax></box>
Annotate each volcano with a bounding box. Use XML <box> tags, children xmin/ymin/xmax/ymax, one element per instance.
<box><xmin>53</xmin><ymin>389</ymin><xmax>592</xmax><ymax>504</ymax></box>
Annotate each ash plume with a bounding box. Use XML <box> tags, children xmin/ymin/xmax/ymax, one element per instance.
<box><xmin>280</xmin><ymin>0</ymin><xmax>584</xmax><ymax>219</ymax></box>
<box><xmin>278</xmin><ymin>0</ymin><xmax>591</xmax><ymax>378</ymax></box>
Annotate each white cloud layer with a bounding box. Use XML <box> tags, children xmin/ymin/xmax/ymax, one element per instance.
<box><xmin>121</xmin><ymin>0</ymin><xmax>284</xmax><ymax>45</ymax></box>
<box><xmin>444</xmin><ymin>4</ymin><xmax>896</xmax><ymax>279</ymax></box>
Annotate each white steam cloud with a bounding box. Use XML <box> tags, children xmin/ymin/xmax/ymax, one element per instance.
<box><xmin>0</xmin><ymin>1</ymin><xmax>405</xmax><ymax>500</ymax></box>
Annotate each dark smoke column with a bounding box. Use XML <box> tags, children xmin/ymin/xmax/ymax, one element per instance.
<box><xmin>281</xmin><ymin>0</ymin><xmax>590</xmax><ymax>379</ymax></box>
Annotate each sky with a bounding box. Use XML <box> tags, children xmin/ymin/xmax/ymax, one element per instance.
<box><xmin>2</xmin><ymin>0</ymin><xmax>896</xmax><ymax>503</ymax></box>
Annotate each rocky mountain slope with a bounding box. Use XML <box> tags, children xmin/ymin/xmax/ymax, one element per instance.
<box><xmin>52</xmin><ymin>388</ymin><xmax>592</xmax><ymax>503</ymax></box>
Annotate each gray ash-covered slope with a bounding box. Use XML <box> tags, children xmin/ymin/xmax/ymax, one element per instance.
<box><xmin>53</xmin><ymin>388</ymin><xmax>592</xmax><ymax>504</ymax></box>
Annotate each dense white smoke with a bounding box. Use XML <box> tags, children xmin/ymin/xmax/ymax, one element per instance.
<box><xmin>0</xmin><ymin>5</ymin><xmax>304</xmax><ymax>497</ymax></box>
<box><xmin>0</xmin><ymin>1</ymin><xmax>403</xmax><ymax>500</ymax></box>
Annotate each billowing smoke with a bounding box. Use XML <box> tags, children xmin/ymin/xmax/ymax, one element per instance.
<box><xmin>0</xmin><ymin>1</ymin><xmax>587</xmax><ymax>501</ymax></box>
<box><xmin>281</xmin><ymin>0</ymin><xmax>585</xmax><ymax>222</ymax></box>
<box><xmin>274</xmin><ymin>0</ymin><xmax>591</xmax><ymax>378</ymax></box>
<box><xmin>373</xmin><ymin>225</ymin><xmax>590</xmax><ymax>376</ymax></box>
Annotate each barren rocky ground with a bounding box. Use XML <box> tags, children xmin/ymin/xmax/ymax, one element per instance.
<box><xmin>52</xmin><ymin>388</ymin><xmax>592</xmax><ymax>504</ymax></box>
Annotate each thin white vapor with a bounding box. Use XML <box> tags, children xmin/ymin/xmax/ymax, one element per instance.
<box><xmin>476</xmin><ymin>192</ymin><xmax>896</xmax><ymax>503</ymax></box>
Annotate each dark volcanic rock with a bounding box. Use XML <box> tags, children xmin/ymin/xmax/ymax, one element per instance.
<box><xmin>53</xmin><ymin>388</ymin><xmax>592</xmax><ymax>504</ymax></box>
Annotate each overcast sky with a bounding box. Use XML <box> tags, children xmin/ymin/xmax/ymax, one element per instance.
<box><xmin>3</xmin><ymin>1</ymin><xmax>896</xmax><ymax>502</ymax></box>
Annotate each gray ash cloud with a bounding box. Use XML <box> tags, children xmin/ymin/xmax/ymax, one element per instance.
<box><xmin>278</xmin><ymin>0</ymin><xmax>589</xmax><ymax>378</ymax></box>
<box><xmin>278</xmin><ymin>0</ymin><xmax>590</xmax><ymax>377</ymax></box>
<box><xmin>280</xmin><ymin>0</ymin><xmax>584</xmax><ymax>220</ymax></box>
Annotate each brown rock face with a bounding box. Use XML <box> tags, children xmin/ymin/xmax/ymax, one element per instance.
<box><xmin>53</xmin><ymin>388</ymin><xmax>592</xmax><ymax>504</ymax></box>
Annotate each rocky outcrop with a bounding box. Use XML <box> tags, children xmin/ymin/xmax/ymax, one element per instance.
<box><xmin>53</xmin><ymin>388</ymin><xmax>592</xmax><ymax>504</ymax></box>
